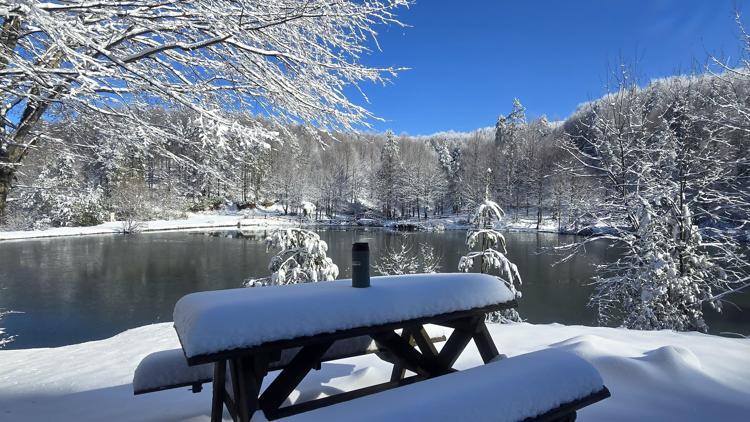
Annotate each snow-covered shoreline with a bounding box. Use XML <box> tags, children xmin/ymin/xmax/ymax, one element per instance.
<box><xmin>0</xmin><ymin>213</ymin><xmax>306</xmax><ymax>242</ymax></box>
<box><xmin>0</xmin><ymin>211</ymin><xmax>583</xmax><ymax>242</ymax></box>
<box><xmin>0</xmin><ymin>322</ymin><xmax>748</xmax><ymax>421</ymax></box>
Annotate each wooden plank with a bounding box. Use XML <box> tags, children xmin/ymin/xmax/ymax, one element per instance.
<box><xmin>183</xmin><ymin>301</ymin><xmax>517</xmax><ymax>366</ymax></box>
<box><xmin>473</xmin><ymin>322</ymin><xmax>500</xmax><ymax>363</ymax></box>
<box><xmin>412</xmin><ymin>325</ymin><xmax>439</xmax><ymax>357</ymax></box>
<box><xmin>210</xmin><ymin>360</ymin><xmax>226</xmax><ymax>422</ymax></box>
<box><xmin>436</xmin><ymin>317</ymin><xmax>479</xmax><ymax>369</ymax></box>
<box><xmin>258</xmin><ymin>341</ymin><xmax>333</xmax><ymax>413</ymax></box>
<box><xmin>134</xmin><ymin>377</ymin><xmax>214</xmax><ymax>395</ymax></box>
<box><xmin>228</xmin><ymin>359</ymin><xmax>249</xmax><ymax>422</ymax></box>
<box><xmin>138</xmin><ymin>333</ymin><xmax>451</xmax><ymax>396</ymax></box>
<box><xmin>223</xmin><ymin>394</ymin><xmax>238</xmax><ymax>422</ymax></box>
<box><xmin>265</xmin><ymin>375</ymin><xmax>428</xmax><ymax>420</ymax></box>
<box><xmin>224</xmin><ymin>394</ymin><xmax>238</xmax><ymax>421</ymax></box>
<box><xmin>524</xmin><ymin>387</ymin><xmax>611</xmax><ymax>422</ymax></box>
<box><xmin>388</xmin><ymin>328</ymin><xmax>413</xmax><ymax>381</ymax></box>
<box><xmin>371</xmin><ymin>331</ymin><xmax>447</xmax><ymax>377</ymax></box>
<box><xmin>240</xmin><ymin>355</ymin><xmax>266</xmax><ymax>422</ymax></box>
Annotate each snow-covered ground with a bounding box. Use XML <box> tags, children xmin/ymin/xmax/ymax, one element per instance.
<box><xmin>0</xmin><ymin>211</ymin><xmax>575</xmax><ymax>242</ymax></box>
<box><xmin>0</xmin><ymin>323</ymin><xmax>748</xmax><ymax>421</ymax></box>
<box><xmin>0</xmin><ymin>213</ymin><xmax>305</xmax><ymax>241</ymax></box>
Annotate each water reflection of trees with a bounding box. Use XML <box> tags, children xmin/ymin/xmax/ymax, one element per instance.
<box><xmin>0</xmin><ymin>230</ymin><xmax>707</xmax><ymax>348</ymax></box>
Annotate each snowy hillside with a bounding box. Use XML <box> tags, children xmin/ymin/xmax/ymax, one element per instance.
<box><xmin>0</xmin><ymin>323</ymin><xmax>748</xmax><ymax>421</ymax></box>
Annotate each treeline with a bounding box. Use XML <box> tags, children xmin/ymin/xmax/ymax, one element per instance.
<box><xmin>4</xmin><ymin>70</ymin><xmax>749</xmax><ymax>233</ymax></box>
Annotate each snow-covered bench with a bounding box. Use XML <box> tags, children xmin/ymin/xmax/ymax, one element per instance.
<box><xmin>282</xmin><ymin>348</ymin><xmax>610</xmax><ymax>422</ymax></box>
<box><xmin>133</xmin><ymin>328</ymin><xmax>447</xmax><ymax>395</ymax></box>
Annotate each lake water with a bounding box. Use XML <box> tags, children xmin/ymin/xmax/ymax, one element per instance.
<box><xmin>0</xmin><ymin>228</ymin><xmax>747</xmax><ymax>349</ymax></box>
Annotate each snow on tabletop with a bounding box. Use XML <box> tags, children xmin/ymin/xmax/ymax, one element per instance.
<box><xmin>283</xmin><ymin>348</ymin><xmax>604</xmax><ymax>422</ymax></box>
<box><xmin>174</xmin><ymin>273</ymin><xmax>513</xmax><ymax>359</ymax></box>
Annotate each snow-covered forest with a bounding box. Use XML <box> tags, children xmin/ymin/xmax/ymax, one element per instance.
<box><xmin>1</xmin><ymin>70</ymin><xmax>747</xmax><ymax>234</ymax></box>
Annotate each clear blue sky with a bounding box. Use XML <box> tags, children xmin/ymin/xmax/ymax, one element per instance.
<box><xmin>355</xmin><ymin>0</ymin><xmax>749</xmax><ymax>135</ymax></box>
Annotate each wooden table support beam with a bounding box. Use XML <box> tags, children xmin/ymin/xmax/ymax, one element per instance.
<box><xmin>203</xmin><ymin>304</ymin><xmax>513</xmax><ymax>421</ymax></box>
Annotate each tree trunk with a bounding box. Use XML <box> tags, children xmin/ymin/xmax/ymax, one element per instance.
<box><xmin>0</xmin><ymin>167</ymin><xmax>14</xmax><ymax>220</ymax></box>
<box><xmin>536</xmin><ymin>208</ymin><xmax>542</xmax><ymax>230</ymax></box>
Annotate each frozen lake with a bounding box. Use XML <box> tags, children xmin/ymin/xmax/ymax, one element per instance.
<box><xmin>0</xmin><ymin>228</ymin><xmax>747</xmax><ymax>349</ymax></box>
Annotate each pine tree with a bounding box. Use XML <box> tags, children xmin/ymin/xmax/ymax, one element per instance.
<box><xmin>374</xmin><ymin>234</ymin><xmax>441</xmax><ymax>275</ymax></box>
<box><xmin>245</xmin><ymin>228</ymin><xmax>339</xmax><ymax>286</ymax></box>
<box><xmin>458</xmin><ymin>168</ymin><xmax>523</xmax><ymax>322</ymax></box>
<box><xmin>375</xmin><ymin>130</ymin><xmax>404</xmax><ymax>218</ymax></box>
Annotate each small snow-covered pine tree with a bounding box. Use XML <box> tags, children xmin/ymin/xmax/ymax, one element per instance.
<box><xmin>374</xmin><ymin>234</ymin><xmax>440</xmax><ymax>275</ymax></box>
<box><xmin>245</xmin><ymin>228</ymin><xmax>338</xmax><ymax>286</ymax></box>
<box><xmin>375</xmin><ymin>130</ymin><xmax>404</xmax><ymax>218</ymax></box>
<box><xmin>458</xmin><ymin>168</ymin><xmax>522</xmax><ymax>323</ymax></box>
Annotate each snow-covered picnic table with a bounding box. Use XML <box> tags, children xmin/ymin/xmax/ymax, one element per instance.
<box><xmin>170</xmin><ymin>273</ymin><xmax>608</xmax><ymax>421</ymax></box>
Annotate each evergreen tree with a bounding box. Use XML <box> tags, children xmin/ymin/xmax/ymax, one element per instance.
<box><xmin>458</xmin><ymin>168</ymin><xmax>523</xmax><ymax>322</ymax></box>
<box><xmin>245</xmin><ymin>228</ymin><xmax>339</xmax><ymax>286</ymax></box>
<box><xmin>375</xmin><ymin>130</ymin><xmax>404</xmax><ymax>218</ymax></box>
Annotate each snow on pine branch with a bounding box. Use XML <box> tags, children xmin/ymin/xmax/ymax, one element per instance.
<box><xmin>373</xmin><ymin>234</ymin><xmax>441</xmax><ymax>276</ymax></box>
<box><xmin>0</xmin><ymin>309</ymin><xmax>16</xmax><ymax>348</ymax></box>
<box><xmin>458</xmin><ymin>249</ymin><xmax>521</xmax><ymax>290</ymax></box>
<box><xmin>469</xmin><ymin>200</ymin><xmax>505</xmax><ymax>228</ymax></box>
<box><xmin>561</xmin><ymin>68</ymin><xmax>750</xmax><ymax>332</ymax></box>
<box><xmin>245</xmin><ymin>228</ymin><xmax>339</xmax><ymax>287</ymax></box>
<box><xmin>459</xmin><ymin>168</ymin><xmax>522</xmax><ymax>323</ymax></box>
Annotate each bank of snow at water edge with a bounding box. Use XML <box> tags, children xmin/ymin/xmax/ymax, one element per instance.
<box><xmin>0</xmin><ymin>212</ymin><xmax>303</xmax><ymax>241</ymax></box>
<box><xmin>0</xmin><ymin>323</ymin><xmax>748</xmax><ymax>421</ymax></box>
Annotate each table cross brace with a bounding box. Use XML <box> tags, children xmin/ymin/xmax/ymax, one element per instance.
<box><xmin>212</xmin><ymin>315</ymin><xmax>501</xmax><ymax>421</ymax></box>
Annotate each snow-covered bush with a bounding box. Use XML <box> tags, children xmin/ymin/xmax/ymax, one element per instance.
<box><xmin>245</xmin><ymin>228</ymin><xmax>339</xmax><ymax>287</ymax></box>
<box><xmin>188</xmin><ymin>197</ymin><xmax>225</xmax><ymax>212</ymax></box>
<box><xmin>0</xmin><ymin>309</ymin><xmax>15</xmax><ymax>348</ymax></box>
<box><xmin>21</xmin><ymin>156</ymin><xmax>105</xmax><ymax>229</ymax></box>
<box><xmin>562</xmin><ymin>71</ymin><xmax>750</xmax><ymax>332</ymax></box>
<box><xmin>591</xmin><ymin>198</ymin><xmax>726</xmax><ymax>332</ymax></box>
<box><xmin>458</xmin><ymin>169</ymin><xmax>522</xmax><ymax>323</ymax></box>
<box><xmin>374</xmin><ymin>235</ymin><xmax>441</xmax><ymax>275</ymax></box>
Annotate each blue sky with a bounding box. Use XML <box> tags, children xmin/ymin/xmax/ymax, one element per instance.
<box><xmin>355</xmin><ymin>0</ymin><xmax>749</xmax><ymax>135</ymax></box>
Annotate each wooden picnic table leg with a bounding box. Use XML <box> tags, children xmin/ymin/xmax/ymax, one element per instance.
<box><xmin>229</xmin><ymin>359</ymin><xmax>249</xmax><ymax>422</ymax></box>
<box><xmin>211</xmin><ymin>359</ymin><xmax>227</xmax><ymax>422</ymax></box>
<box><xmin>226</xmin><ymin>354</ymin><xmax>269</xmax><ymax>422</ymax></box>
<box><xmin>436</xmin><ymin>316</ymin><xmax>481</xmax><ymax>369</ymax></box>
<box><xmin>389</xmin><ymin>328</ymin><xmax>415</xmax><ymax>382</ymax></box>
<box><xmin>259</xmin><ymin>341</ymin><xmax>333</xmax><ymax>418</ymax></box>
<box><xmin>472</xmin><ymin>321</ymin><xmax>500</xmax><ymax>363</ymax></box>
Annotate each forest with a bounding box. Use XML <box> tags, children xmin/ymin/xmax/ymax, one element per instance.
<box><xmin>3</xmin><ymin>69</ymin><xmax>748</xmax><ymax>236</ymax></box>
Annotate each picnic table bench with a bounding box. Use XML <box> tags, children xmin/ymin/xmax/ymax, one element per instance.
<box><xmin>132</xmin><ymin>326</ymin><xmax>448</xmax><ymax>395</ymax></box>
<box><xmin>137</xmin><ymin>272</ymin><xmax>609</xmax><ymax>421</ymax></box>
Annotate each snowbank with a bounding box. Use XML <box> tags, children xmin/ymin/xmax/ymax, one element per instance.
<box><xmin>0</xmin><ymin>213</ymin><xmax>302</xmax><ymax>241</ymax></box>
<box><xmin>285</xmin><ymin>348</ymin><xmax>605</xmax><ymax>422</ymax></box>
<box><xmin>0</xmin><ymin>323</ymin><xmax>748</xmax><ymax>421</ymax></box>
<box><xmin>0</xmin><ymin>212</ymin><xmax>587</xmax><ymax>242</ymax></box>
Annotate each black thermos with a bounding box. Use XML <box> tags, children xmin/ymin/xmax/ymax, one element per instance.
<box><xmin>352</xmin><ymin>242</ymin><xmax>370</xmax><ymax>288</ymax></box>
